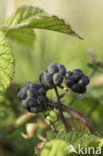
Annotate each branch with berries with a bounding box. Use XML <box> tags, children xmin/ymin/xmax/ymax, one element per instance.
<box><xmin>17</xmin><ymin>63</ymin><xmax>90</xmax><ymax>132</ymax></box>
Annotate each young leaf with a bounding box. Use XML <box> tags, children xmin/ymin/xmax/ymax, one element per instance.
<box><xmin>4</xmin><ymin>6</ymin><xmax>82</xmax><ymax>39</ymax></box>
<box><xmin>0</xmin><ymin>31</ymin><xmax>15</xmax><ymax>101</ymax></box>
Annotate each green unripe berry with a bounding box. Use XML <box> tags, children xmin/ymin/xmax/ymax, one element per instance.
<box><xmin>51</xmin><ymin>117</ymin><xmax>57</xmax><ymax>122</ymax></box>
<box><xmin>46</xmin><ymin>116</ymin><xmax>52</xmax><ymax>122</ymax></box>
<box><xmin>46</xmin><ymin>115</ymin><xmax>57</xmax><ymax>123</ymax></box>
<box><xmin>50</xmin><ymin>111</ymin><xmax>57</xmax><ymax>118</ymax></box>
<box><xmin>45</xmin><ymin>119</ymin><xmax>51</xmax><ymax>125</ymax></box>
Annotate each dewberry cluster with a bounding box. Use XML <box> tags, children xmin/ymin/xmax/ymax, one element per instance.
<box><xmin>64</xmin><ymin>69</ymin><xmax>89</xmax><ymax>93</ymax></box>
<box><xmin>17</xmin><ymin>63</ymin><xmax>90</xmax><ymax>113</ymax></box>
<box><xmin>40</xmin><ymin>63</ymin><xmax>66</xmax><ymax>88</ymax></box>
<box><xmin>17</xmin><ymin>82</ymin><xmax>47</xmax><ymax>113</ymax></box>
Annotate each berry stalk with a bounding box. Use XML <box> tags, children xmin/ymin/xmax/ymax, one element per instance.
<box><xmin>54</xmin><ymin>87</ymin><xmax>69</xmax><ymax>132</ymax></box>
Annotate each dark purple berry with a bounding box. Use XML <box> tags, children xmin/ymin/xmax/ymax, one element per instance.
<box><xmin>26</xmin><ymin>97</ymin><xmax>38</xmax><ymax>107</ymax></box>
<box><xmin>78</xmin><ymin>87</ymin><xmax>86</xmax><ymax>93</ymax></box>
<box><xmin>30</xmin><ymin>106</ymin><xmax>42</xmax><ymax>113</ymax></box>
<box><xmin>64</xmin><ymin>79</ymin><xmax>74</xmax><ymax>88</ymax></box>
<box><xmin>21</xmin><ymin>100</ymin><xmax>29</xmax><ymax>109</ymax></box>
<box><xmin>53</xmin><ymin>72</ymin><xmax>64</xmax><ymax>85</ymax></box>
<box><xmin>39</xmin><ymin>87</ymin><xmax>46</xmax><ymax>95</ymax></box>
<box><xmin>58</xmin><ymin>64</ymin><xmax>67</xmax><ymax>75</ymax></box>
<box><xmin>71</xmin><ymin>84</ymin><xmax>81</xmax><ymax>93</ymax></box>
<box><xmin>71</xmin><ymin>71</ymin><xmax>82</xmax><ymax>82</ymax></box>
<box><xmin>17</xmin><ymin>91</ymin><xmax>27</xmax><ymax>101</ymax></box>
<box><xmin>37</xmin><ymin>96</ymin><xmax>46</xmax><ymax>105</ymax></box>
<box><xmin>27</xmin><ymin>88</ymin><xmax>39</xmax><ymax>98</ymax></box>
<box><xmin>47</xmin><ymin>63</ymin><xmax>58</xmax><ymax>75</ymax></box>
<box><xmin>43</xmin><ymin>72</ymin><xmax>53</xmax><ymax>87</ymax></box>
<box><xmin>65</xmin><ymin>71</ymin><xmax>72</xmax><ymax>78</ymax></box>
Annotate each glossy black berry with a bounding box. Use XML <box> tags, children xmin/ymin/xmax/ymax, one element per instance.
<box><xmin>64</xmin><ymin>69</ymin><xmax>90</xmax><ymax>94</ymax></box>
<box><xmin>39</xmin><ymin>87</ymin><xmax>46</xmax><ymax>95</ymax></box>
<box><xmin>21</xmin><ymin>100</ymin><xmax>29</xmax><ymax>109</ymax></box>
<box><xmin>37</xmin><ymin>96</ymin><xmax>46</xmax><ymax>105</ymax></box>
<box><xmin>65</xmin><ymin>71</ymin><xmax>72</xmax><ymax>78</ymax></box>
<box><xmin>71</xmin><ymin>84</ymin><xmax>80</xmax><ymax>93</ymax></box>
<box><xmin>17</xmin><ymin>91</ymin><xmax>27</xmax><ymax>101</ymax></box>
<box><xmin>71</xmin><ymin>70</ymin><xmax>83</xmax><ymax>82</ymax></box>
<box><xmin>58</xmin><ymin>64</ymin><xmax>67</xmax><ymax>75</ymax></box>
<box><xmin>53</xmin><ymin>72</ymin><xmax>64</xmax><ymax>85</ymax></box>
<box><xmin>47</xmin><ymin>63</ymin><xmax>58</xmax><ymax>75</ymax></box>
<box><xmin>78</xmin><ymin>87</ymin><xmax>86</xmax><ymax>93</ymax></box>
<box><xmin>27</xmin><ymin>88</ymin><xmax>39</xmax><ymax>98</ymax></box>
<box><xmin>64</xmin><ymin>79</ymin><xmax>74</xmax><ymax>88</ymax></box>
<box><xmin>17</xmin><ymin>82</ymin><xmax>47</xmax><ymax>113</ymax></box>
<box><xmin>43</xmin><ymin>72</ymin><xmax>53</xmax><ymax>87</ymax></box>
<box><xmin>26</xmin><ymin>97</ymin><xmax>38</xmax><ymax>107</ymax></box>
<box><xmin>30</xmin><ymin>106</ymin><xmax>42</xmax><ymax>113</ymax></box>
<box><xmin>40</xmin><ymin>63</ymin><xmax>67</xmax><ymax>88</ymax></box>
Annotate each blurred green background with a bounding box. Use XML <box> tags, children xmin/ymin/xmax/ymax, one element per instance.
<box><xmin>0</xmin><ymin>0</ymin><xmax>103</xmax><ymax>155</ymax></box>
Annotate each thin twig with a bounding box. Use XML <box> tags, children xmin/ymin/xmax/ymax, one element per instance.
<box><xmin>54</xmin><ymin>87</ymin><xmax>69</xmax><ymax>132</ymax></box>
<box><xmin>59</xmin><ymin>88</ymin><xmax>69</xmax><ymax>99</ymax></box>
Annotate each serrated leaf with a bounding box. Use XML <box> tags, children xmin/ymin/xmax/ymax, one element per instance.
<box><xmin>66</xmin><ymin>131</ymin><xmax>100</xmax><ymax>149</ymax></box>
<box><xmin>0</xmin><ymin>31</ymin><xmax>15</xmax><ymax>101</ymax></box>
<box><xmin>47</xmin><ymin>131</ymin><xmax>102</xmax><ymax>155</ymax></box>
<box><xmin>47</xmin><ymin>130</ymin><xmax>100</xmax><ymax>149</ymax></box>
<box><xmin>6</xmin><ymin>6</ymin><xmax>45</xmax><ymax>27</ymax></box>
<box><xmin>5</xmin><ymin>6</ymin><xmax>41</xmax><ymax>48</ymax></box>
<box><xmin>4</xmin><ymin>6</ymin><xmax>82</xmax><ymax>39</ymax></box>
<box><xmin>40</xmin><ymin>139</ymin><xmax>69</xmax><ymax>156</ymax></box>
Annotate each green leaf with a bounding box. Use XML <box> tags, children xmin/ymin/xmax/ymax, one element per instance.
<box><xmin>6</xmin><ymin>6</ymin><xmax>45</xmax><ymax>27</ymax></box>
<box><xmin>5</xmin><ymin>6</ymin><xmax>42</xmax><ymax>48</ymax></box>
<box><xmin>4</xmin><ymin>6</ymin><xmax>82</xmax><ymax>39</ymax></box>
<box><xmin>66</xmin><ymin>131</ymin><xmax>100</xmax><ymax>149</ymax></box>
<box><xmin>40</xmin><ymin>139</ymin><xmax>69</xmax><ymax>156</ymax></box>
<box><xmin>47</xmin><ymin>131</ymin><xmax>101</xmax><ymax>156</ymax></box>
<box><xmin>5</xmin><ymin>29</ymin><xmax>35</xmax><ymax>48</ymax></box>
<box><xmin>65</xmin><ymin>118</ymin><xmax>91</xmax><ymax>135</ymax></box>
<box><xmin>0</xmin><ymin>31</ymin><xmax>15</xmax><ymax>101</ymax></box>
<box><xmin>70</xmin><ymin>94</ymin><xmax>102</xmax><ymax>135</ymax></box>
<box><xmin>47</xmin><ymin>130</ymin><xmax>100</xmax><ymax>149</ymax></box>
